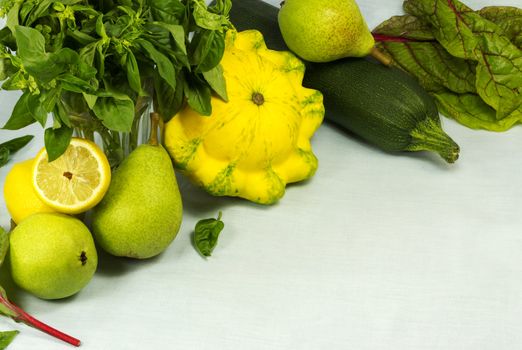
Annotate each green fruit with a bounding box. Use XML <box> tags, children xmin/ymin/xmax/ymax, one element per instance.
<box><xmin>91</xmin><ymin>143</ymin><xmax>183</xmax><ymax>259</ymax></box>
<box><xmin>10</xmin><ymin>213</ymin><xmax>98</xmax><ymax>300</ymax></box>
<box><xmin>278</xmin><ymin>0</ymin><xmax>375</xmax><ymax>62</ymax></box>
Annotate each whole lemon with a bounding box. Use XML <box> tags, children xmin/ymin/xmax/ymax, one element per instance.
<box><xmin>10</xmin><ymin>213</ymin><xmax>98</xmax><ymax>299</ymax></box>
<box><xmin>3</xmin><ymin>158</ymin><xmax>55</xmax><ymax>224</ymax></box>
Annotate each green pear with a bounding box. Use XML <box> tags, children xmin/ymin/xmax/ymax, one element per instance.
<box><xmin>10</xmin><ymin>213</ymin><xmax>98</xmax><ymax>300</ymax></box>
<box><xmin>91</xmin><ymin>114</ymin><xmax>182</xmax><ymax>259</ymax></box>
<box><xmin>278</xmin><ymin>0</ymin><xmax>376</xmax><ymax>62</ymax></box>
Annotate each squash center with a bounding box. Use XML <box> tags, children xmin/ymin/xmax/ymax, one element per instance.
<box><xmin>251</xmin><ymin>92</ymin><xmax>265</xmax><ymax>106</ymax></box>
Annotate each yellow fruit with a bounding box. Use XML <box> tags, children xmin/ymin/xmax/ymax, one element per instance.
<box><xmin>4</xmin><ymin>159</ymin><xmax>55</xmax><ymax>224</ymax></box>
<box><xmin>165</xmin><ymin>29</ymin><xmax>324</xmax><ymax>204</ymax></box>
<box><xmin>32</xmin><ymin>138</ymin><xmax>111</xmax><ymax>214</ymax></box>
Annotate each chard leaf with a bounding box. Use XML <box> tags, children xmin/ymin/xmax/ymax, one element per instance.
<box><xmin>377</xmin><ymin>40</ymin><xmax>477</xmax><ymax>94</ymax></box>
<box><xmin>373</xmin><ymin>14</ymin><xmax>435</xmax><ymax>41</ymax></box>
<box><xmin>479</xmin><ymin>6</ymin><xmax>522</xmax><ymax>49</ymax></box>
<box><xmin>403</xmin><ymin>0</ymin><xmax>522</xmax><ymax>121</ymax></box>
<box><xmin>44</xmin><ymin>125</ymin><xmax>73</xmax><ymax>162</ymax></box>
<box><xmin>433</xmin><ymin>91</ymin><xmax>519</xmax><ymax>131</ymax></box>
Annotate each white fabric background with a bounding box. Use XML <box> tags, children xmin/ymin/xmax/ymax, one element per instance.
<box><xmin>1</xmin><ymin>0</ymin><xmax>522</xmax><ymax>349</ymax></box>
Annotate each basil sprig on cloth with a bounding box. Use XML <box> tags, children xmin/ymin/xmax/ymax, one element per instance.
<box><xmin>0</xmin><ymin>0</ymin><xmax>232</xmax><ymax>160</ymax></box>
<box><xmin>374</xmin><ymin>1</ymin><xmax>522</xmax><ymax>131</ymax></box>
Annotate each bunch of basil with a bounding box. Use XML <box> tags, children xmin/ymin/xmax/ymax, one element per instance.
<box><xmin>373</xmin><ymin>0</ymin><xmax>522</xmax><ymax>132</ymax></box>
<box><xmin>0</xmin><ymin>0</ymin><xmax>231</xmax><ymax>165</ymax></box>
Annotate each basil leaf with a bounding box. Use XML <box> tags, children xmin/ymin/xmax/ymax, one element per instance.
<box><xmin>44</xmin><ymin>125</ymin><xmax>73</xmax><ymax>162</ymax></box>
<box><xmin>125</xmin><ymin>50</ymin><xmax>142</xmax><ymax>94</ymax></box>
<box><xmin>2</xmin><ymin>91</ymin><xmax>46</xmax><ymax>129</ymax></box>
<box><xmin>92</xmin><ymin>94</ymin><xmax>135</xmax><ymax>132</ymax></box>
<box><xmin>149</xmin><ymin>0</ymin><xmax>185</xmax><ymax>25</ymax></box>
<box><xmin>404</xmin><ymin>0</ymin><xmax>522</xmax><ymax>121</ymax></box>
<box><xmin>0</xmin><ymin>148</ymin><xmax>9</xmax><ymax>168</ymax></box>
<box><xmin>0</xmin><ymin>330</ymin><xmax>19</xmax><ymax>349</ymax></box>
<box><xmin>154</xmin><ymin>70</ymin><xmax>184</xmax><ymax>122</ymax></box>
<box><xmin>13</xmin><ymin>25</ymin><xmax>47</xmax><ymax>70</ymax></box>
<box><xmin>0</xmin><ymin>135</ymin><xmax>34</xmax><ymax>154</ymax></box>
<box><xmin>202</xmin><ymin>64</ymin><xmax>227</xmax><ymax>101</ymax></box>
<box><xmin>184</xmin><ymin>74</ymin><xmax>212</xmax><ymax>116</ymax></box>
<box><xmin>193</xmin><ymin>1</ymin><xmax>229</xmax><ymax>31</ymax></box>
<box><xmin>191</xmin><ymin>30</ymin><xmax>225</xmax><ymax>73</ymax></box>
<box><xmin>136</xmin><ymin>39</ymin><xmax>177</xmax><ymax>90</ymax></box>
<box><xmin>194</xmin><ymin>212</ymin><xmax>224</xmax><ymax>257</ymax></box>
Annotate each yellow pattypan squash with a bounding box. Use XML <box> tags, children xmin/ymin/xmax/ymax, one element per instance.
<box><xmin>164</xmin><ymin>30</ymin><xmax>324</xmax><ymax>204</ymax></box>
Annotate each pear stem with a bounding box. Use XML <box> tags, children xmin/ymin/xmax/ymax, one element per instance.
<box><xmin>370</xmin><ymin>46</ymin><xmax>392</xmax><ymax>66</ymax></box>
<box><xmin>0</xmin><ymin>295</ymin><xmax>81</xmax><ymax>347</ymax></box>
<box><xmin>149</xmin><ymin>112</ymin><xmax>160</xmax><ymax>146</ymax></box>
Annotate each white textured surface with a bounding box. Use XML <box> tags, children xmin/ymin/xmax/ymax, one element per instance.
<box><xmin>1</xmin><ymin>0</ymin><xmax>522</xmax><ymax>349</ymax></box>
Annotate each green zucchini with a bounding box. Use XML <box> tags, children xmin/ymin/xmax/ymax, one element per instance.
<box><xmin>228</xmin><ymin>0</ymin><xmax>460</xmax><ymax>163</ymax></box>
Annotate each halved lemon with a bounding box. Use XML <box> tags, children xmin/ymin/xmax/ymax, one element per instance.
<box><xmin>32</xmin><ymin>138</ymin><xmax>111</xmax><ymax>214</ymax></box>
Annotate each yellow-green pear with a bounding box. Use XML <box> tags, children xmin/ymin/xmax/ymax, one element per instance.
<box><xmin>278</xmin><ymin>0</ymin><xmax>379</xmax><ymax>63</ymax></box>
<box><xmin>10</xmin><ymin>213</ymin><xmax>98</xmax><ymax>300</ymax></box>
<box><xmin>91</xmin><ymin>114</ymin><xmax>183</xmax><ymax>259</ymax></box>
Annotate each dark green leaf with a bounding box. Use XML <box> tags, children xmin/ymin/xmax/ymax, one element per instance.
<box><xmin>136</xmin><ymin>39</ymin><xmax>177</xmax><ymax>89</ymax></box>
<box><xmin>202</xmin><ymin>64</ymin><xmax>227</xmax><ymax>101</ymax></box>
<box><xmin>44</xmin><ymin>125</ymin><xmax>73</xmax><ymax>162</ymax></box>
<box><xmin>154</xmin><ymin>69</ymin><xmax>184</xmax><ymax>122</ymax></box>
<box><xmin>92</xmin><ymin>94</ymin><xmax>135</xmax><ymax>132</ymax></box>
<box><xmin>184</xmin><ymin>74</ymin><xmax>212</xmax><ymax>116</ymax></box>
<box><xmin>0</xmin><ymin>135</ymin><xmax>34</xmax><ymax>154</ymax></box>
<box><xmin>0</xmin><ymin>148</ymin><xmax>9</xmax><ymax>168</ymax></box>
<box><xmin>149</xmin><ymin>0</ymin><xmax>185</xmax><ymax>24</ymax></box>
<box><xmin>191</xmin><ymin>30</ymin><xmax>224</xmax><ymax>72</ymax></box>
<box><xmin>125</xmin><ymin>50</ymin><xmax>142</xmax><ymax>94</ymax></box>
<box><xmin>0</xmin><ymin>330</ymin><xmax>19</xmax><ymax>349</ymax></box>
<box><xmin>194</xmin><ymin>212</ymin><xmax>224</xmax><ymax>257</ymax></box>
<box><xmin>2</xmin><ymin>91</ymin><xmax>46</xmax><ymax>129</ymax></box>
